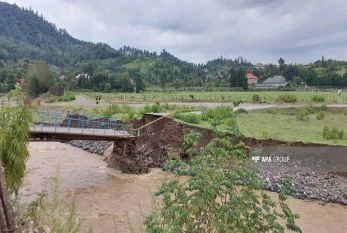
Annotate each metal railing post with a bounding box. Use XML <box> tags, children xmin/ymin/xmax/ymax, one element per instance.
<box><xmin>54</xmin><ymin>112</ymin><xmax>58</xmax><ymax>132</ymax></box>
<box><xmin>41</xmin><ymin>112</ymin><xmax>44</xmax><ymax>131</ymax></box>
<box><xmin>78</xmin><ymin>114</ymin><xmax>81</xmax><ymax>128</ymax></box>
<box><xmin>67</xmin><ymin>112</ymin><xmax>71</xmax><ymax>132</ymax></box>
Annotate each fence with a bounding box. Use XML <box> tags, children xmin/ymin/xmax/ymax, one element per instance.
<box><xmin>49</xmin><ymin>87</ymin><xmax>65</xmax><ymax>97</ymax></box>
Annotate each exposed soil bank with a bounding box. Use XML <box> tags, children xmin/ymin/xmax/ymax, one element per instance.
<box><xmin>106</xmin><ymin>114</ymin><xmax>343</xmax><ymax>173</ymax></box>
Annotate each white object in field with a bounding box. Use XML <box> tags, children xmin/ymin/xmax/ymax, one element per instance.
<box><xmin>338</xmin><ymin>90</ymin><xmax>342</xmax><ymax>96</ymax></box>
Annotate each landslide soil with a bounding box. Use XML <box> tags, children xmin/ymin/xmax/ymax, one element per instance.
<box><xmin>106</xmin><ymin>114</ymin><xmax>343</xmax><ymax>174</ymax></box>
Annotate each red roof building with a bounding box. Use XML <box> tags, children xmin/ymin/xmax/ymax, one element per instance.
<box><xmin>17</xmin><ymin>78</ymin><xmax>24</xmax><ymax>84</ymax></box>
<box><xmin>246</xmin><ymin>73</ymin><xmax>258</xmax><ymax>85</ymax></box>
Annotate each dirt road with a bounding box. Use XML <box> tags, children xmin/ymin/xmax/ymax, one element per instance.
<box><xmin>42</xmin><ymin>95</ymin><xmax>347</xmax><ymax>111</ymax></box>
<box><xmin>21</xmin><ymin>142</ymin><xmax>347</xmax><ymax>233</ymax></box>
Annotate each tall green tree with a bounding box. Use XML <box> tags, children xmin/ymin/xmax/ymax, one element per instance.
<box><xmin>5</xmin><ymin>70</ymin><xmax>17</xmax><ymax>91</ymax></box>
<box><xmin>278</xmin><ymin>57</ymin><xmax>285</xmax><ymax>72</ymax></box>
<box><xmin>0</xmin><ymin>84</ymin><xmax>35</xmax><ymax>194</ymax></box>
<box><xmin>25</xmin><ymin>60</ymin><xmax>54</xmax><ymax>97</ymax></box>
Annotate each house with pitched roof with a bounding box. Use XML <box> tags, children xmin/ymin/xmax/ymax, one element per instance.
<box><xmin>256</xmin><ymin>75</ymin><xmax>287</xmax><ymax>88</ymax></box>
<box><xmin>255</xmin><ymin>63</ymin><xmax>265</xmax><ymax>70</ymax></box>
<box><xmin>246</xmin><ymin>73</ymin><xmax>258</xmax><ymax>85</ymax></box>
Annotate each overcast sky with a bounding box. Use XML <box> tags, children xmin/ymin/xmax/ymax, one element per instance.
<box><xmin>3</xmin><ymin>0</ymin><xmax>347</xmax><ymax>64</ymax></box>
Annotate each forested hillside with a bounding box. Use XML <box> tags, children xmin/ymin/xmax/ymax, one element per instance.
<box><xmin>0</xmin><ymin>1</ymin><xmax>347</xmax><ymax>93</ymax></box>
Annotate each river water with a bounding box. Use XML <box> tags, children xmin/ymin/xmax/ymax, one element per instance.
<box><xmin>20</xmin><ymin>142</ymin><xmax>347</xmax><ymax>233</ymax></box>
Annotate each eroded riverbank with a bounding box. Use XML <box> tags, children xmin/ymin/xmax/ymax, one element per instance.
<box><xmin>21</xmin><ymin>142</ymin><xmax>347</xmax><ymax>233</ymax></box>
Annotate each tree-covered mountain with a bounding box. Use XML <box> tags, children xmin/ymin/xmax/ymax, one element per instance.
<box><xmin>0</xmin><ymin>1</ymin><xmax>346</xmax><ymax>93</ymax></box>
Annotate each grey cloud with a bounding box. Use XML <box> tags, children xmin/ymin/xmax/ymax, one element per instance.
<box><xmin>3</xmin><ymin>0</ymin><xmax>347</xmax><ymax>64</ymax></box>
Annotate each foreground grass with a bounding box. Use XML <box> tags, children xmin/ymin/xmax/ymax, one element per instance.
<box><xmin>237</xmin><ymin>108</ymin><xmax>347</xmax><ymax>146</ymax></box>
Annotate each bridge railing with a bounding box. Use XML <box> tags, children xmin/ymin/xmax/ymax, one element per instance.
<box><xmin>31</xmin><ymin>111</ymin><xmax>133</xmax><ymax>135</ymax></box>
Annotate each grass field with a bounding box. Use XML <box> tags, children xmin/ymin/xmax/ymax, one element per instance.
<box><xmin>237</xmin><ymin>108</ymin><xmax>347</xmax><ymax>146</ymax></box>
<box><xmin>78</xmin><ymin>91</ymin><xmax>347</xmax><ymax>104</ymax></box>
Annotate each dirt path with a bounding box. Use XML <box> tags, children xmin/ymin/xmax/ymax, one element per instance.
<box><xmin>44</xmin><ymin>96</ymin><xmax>347</xmax><ymax>111</ymax></box>
<box><xmin>21</xmin><ymin>142</ymin><xmax>347</xmax><ymax>233</ymax></box>
<box><xmin>76</xmin><ymin>95</ymin><xmax>96</xmax><ymax>106</ymax></box>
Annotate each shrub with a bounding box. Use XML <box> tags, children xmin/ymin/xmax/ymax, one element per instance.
<box><xmin>103</xmin><ymin>104</ymin><xmax>122</xmax><ymax>116</ymax></box>
<box><xmin>237</xmin><ymin>108</ymin><xmax>248</xmax><ymax>114</ymax></box>
<box><xmin>122</xmin><ymin>104</ymin><xmax>132</xmax><ymax>113</ymax></box>
<box><xmin>252</xmin><ymin>94</ymin><xmax>261</xmax><ymax>103</ymax></box>
<box><xmin>320</xmin><ymin>104</ymin><xmax>328</xmax><ymax>111</ymax></box>
<box><xmin>316</xmin><ymin>111</ymin><xmax>325</xmax><ymax>120</ymax></box>
<box><xmin>151</xmin><ymin>104</ymin><xmax>163</xmax><ymax>113</ymax></box>
<box><xmin>142</xmin><ymin>104</ymin><xmax>152</xmax><ymax>113</ymax></box>
<box><xmin>224</xmin><ymin>117</ymin><xmax>237</xmax><ymax>127</ymax></box>
<box><xmin>312</xmin><ymin>95</ymin><xmax>325</xmax><ymax>102</ymax></box>
<box><xmin>102</xmin><ymin>109</ymin><xmax>113</xmax><ymax>117</ymax></box>
<box><xmin>162</xmin><ymin>159</ymin><xmax>188</xmax><ymax>174</ymax></box>
<box><xmin>92</xmin><ymin>106</ymin><xmax>100</xmax><ymax>114</ymax></box>
<box><xmin>109</xmin><ymin>104</ymin><xmax>122</xmax><ymax>114</ymax></box>
<box><xmin>172</xmin><ymin>112</ymin><xmax>200</xmax><ymax>124</ymax></box>
<box><xmin>201</xmin><ymin>106</ymin><xmax>234</xmax><ymax>121</ymax></box>
<box><xmin>57</xmin><ymin>91</ymin><xmax>76</xmax><ymax>102</ymax></box>
<box><xmin>323</xmin><ymin>126</ymin><xmax>344</xmax><ymax>140</ymax></box>
<box><xmin>233</xmin><ymin>100</ymin><xmax>243</xmax><ymax>107</ymax></box>
<box><xmin>296</xmin><ymin>109</ymin><xmax>309</xmax><ymax>121</ymax></box>
<box><xmin>277</xmin><ymin>94</ymin><xmax>297</xmax><ymax>103</ymax></box>
<box><xmin>145</xmin><ymin>129</ymin><xmax>302</xmax><ymax>233</ymax></box>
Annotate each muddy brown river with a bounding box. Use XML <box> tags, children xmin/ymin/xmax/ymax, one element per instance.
<box><xmin>20</xmin><ymin>142</ymin><xmax>347</xmax><ymax>233</ymax></box>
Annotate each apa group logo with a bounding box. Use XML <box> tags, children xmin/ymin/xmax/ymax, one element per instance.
<box><xmin>252</xmin><ymin>156</ymin><xmax>260</xmax><ymax>162</ymax></box>
<box><xmin>252</xmin><ymin>155</ymin><xmax>290</xmax><ymax>163</ymax></box>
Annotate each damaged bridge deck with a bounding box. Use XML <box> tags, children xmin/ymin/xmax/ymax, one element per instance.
<box><xmin>30</xmin><ymin>126</ymin><xmax>134</xmax><ymax>141</ymax></box>
<box><xmin>29</xmin><ymin>111</ymin><xmax>134</xmax><ymax>141</ymax></box>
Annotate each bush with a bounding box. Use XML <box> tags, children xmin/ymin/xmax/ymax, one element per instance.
<box><xmin>316</xmin><ymin>111</ymin><xmax>325</xmax><ymax>120</ymax></box>
<box><xmin>201</xmin><ymin>106</ymin><xmax>234</xmax><ymax>121</ymax></box>
<box><xmin>296</xmin><ymin>109</ymin><xmax>309</xmax><ymax>121</ymax></box>
<box><xmin>172</xmin><ymin>112</ymin><xmax>200</xmax><ymax>124</ymax></box>
<box><xmin>323</xmin><ymin>126</ymin><xmax>344</xmax><ymax>140</ymax></box>
<box><xmin>102</xmin><ymin>109</ymin><xmax>113</xmax><ymax>117</ymax></box>
<box><xmin>320</xmin><ymin>104</ymin><xmax>328</xmax><ymax>111</ymax></box>
<box><xmin>142</xmin><ymin>104</ymin><xmax>152</xmax><ymax>113</ymax></box>
<box><xmin>151</xmin><ymin>104</ymin><xmax>163</xmax><ymax>113</ymax></box>
<box><xmin>277</xmin><ymin>94</ymin><xmax>297</xmax><ymax>103</ymax></box>
<box><xmin>145</xmin><ymin>130</ymin><xmax>302</xmax><ymax>233</ymax></box>
<box><xmin>57</xmin><ymin>91</ymin><xmax>76</xmax><ymax>102</ymax></box>
<box><xmin>103</xmin><ymin>104</ymin><xmax>122</xmax><ymax>116</ymax></box>
<box><xmin>122</xmin><ymin>104</ymin><xmax>132</xmax><ymax>113</ymax></box>
<box><xmin>312</xmin><ymin>95</ymin><xmax>325</xmax><ymax>102</ymax></box>
<box><xmin>237</xmin><ymin>108</ymin><xmax>248</xmax><ymax>114</ymax></box>
<box><xmin>252</xmin><ymin>94</ymin><xmax>261</xmax><ymax>103</ymax></box>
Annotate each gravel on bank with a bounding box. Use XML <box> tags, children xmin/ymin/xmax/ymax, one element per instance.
<box><xmin>68</xmin><ymin>140</ymin><xmax>111</xmax><ymax>155</ymax></box>
<box><xmin>258</xmin><ymin>171</ymin><xmax>347</xmax><ymax>205</ymax></box>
